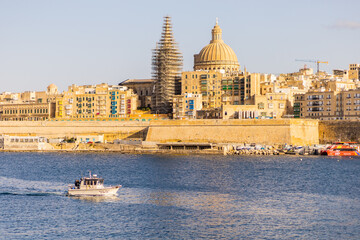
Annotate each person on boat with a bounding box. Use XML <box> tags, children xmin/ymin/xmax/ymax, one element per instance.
<box><xmin>74</xmin><ymin>180</ymin><xmax>80</xmax><ymax>189</ymax></box>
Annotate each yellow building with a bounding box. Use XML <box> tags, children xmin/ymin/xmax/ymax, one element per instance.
<box><xmin>181</xmin><ymin>70</ymin><xmax>260</xmax><ymax>109</ymax></box>
<box><xmin>0</xmin><ymin>102</ymin><xmax>55</xmax><ymax>121</ymax></box>
<box><xmin>222</xmin><ymin>93</ymin><xmax>289</xmax><ymax>119</ymax></box>
<box><xmin>55</xmin><ymin>84</ymin><xmax>138</xmax><ymax>119</ymax></box>
<box><xmin>0</xmin><ymin>84</ymin><xmax>59</xmax><ymax>121</ymax></box>
<box><xmin>119</xmin><ymin>79</ymin><xmax>154</xmax><ymax>109</ymax></box>
<box><xmin>349</xmin><ymin>63</ymin><xmax>360</xmax><ymax>80</ymax></box>
<box><xmin>221</xmin><ymin>72</ymin><xmax>260</xmax><ymax>105</ymax></box>
<box><xmin>181</xmin><ymin>70</ymin><xmax>223</xmax><ymax>109</ymax></box>
<box><xmin>173</xmin><ymin>93</ymin><xmax>202</xmax><ymax>119</ymax></box>
<box><xmin>292</xmin><ymin>90</ymin><xmax>360</xmax><ymax>120</ymax></box>
<box><xmin>0</xmin><ymin>84</ymin><xmax>59</xmax><ymax>105</ymax></box>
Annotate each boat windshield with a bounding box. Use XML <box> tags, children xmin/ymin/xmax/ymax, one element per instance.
<box><xmin>83</xmin><ymin>179</ymin><xmax>104</xmax><ymax>185</ymax></box>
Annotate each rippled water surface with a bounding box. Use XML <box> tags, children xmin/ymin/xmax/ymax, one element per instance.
<box><xmin>0</xmin><ymin>153</ymin><xmax>360</xmax><ymax>239</ymax></box>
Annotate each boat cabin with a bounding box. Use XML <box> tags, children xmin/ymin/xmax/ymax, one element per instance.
<box><xmin>74</xmin><ymin>174</ymin><xmax>104</xmax><ymax>189</ymax></box>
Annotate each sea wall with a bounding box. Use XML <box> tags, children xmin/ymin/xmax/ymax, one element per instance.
<box><xmin>319</xmin><ymin>120</ymin><xmax>360</xmax><ymax>144</ymax></box>
<box><xmin>0</xmin><ymin>119</ymin><xmax>319</xmax><ymax>145</ymax></box>
<box><xmin>0</xmin><ymin>121</ymin><xmax>149</xmax><ymax>141</ymax></box>
<box><xmin>146</xmin><ymin>119</ymin><xmax>319</xmax><ymax>145</ymax></box>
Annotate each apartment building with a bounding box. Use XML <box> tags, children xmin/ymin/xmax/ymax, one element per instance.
<box><xmin>172</xmin><ymin>93</ymin><xmax>202</xmax><ymax>119</ymax></box>
<box><xmin>55</xmin><ymin>84</ymin><xmax>138</xmax><ymax>119</ymax></box>
<box><xmin>181</xmin><ymin>70</ymin><xmax>260</xmax><ymax>109</ymax></box>
<box><xmin>294</xmin><ymin>89</ymin><xmax>360</xmax><ymax>120</ymax></box>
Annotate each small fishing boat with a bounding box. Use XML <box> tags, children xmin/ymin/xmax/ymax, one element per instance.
<box><xmin>326</xmin><ymin>142</ymin><xmax>360</xmax><ymax>156</ymax></box>
<box><xmin>67</xmin><ymin>172</ymin><xmax>121</xmax><ymax>196</ymax></box>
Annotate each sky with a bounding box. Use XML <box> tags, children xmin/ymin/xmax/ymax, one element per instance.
<box><xmin>0</xmin><ymin>0</ymin><xmax>360</xmax><ymax>92</ymax></box>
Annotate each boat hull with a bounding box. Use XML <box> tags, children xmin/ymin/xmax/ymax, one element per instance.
<box><xmin>327</xmin><ymin>150</ymin><xmax>360</xmax><ymax>156</ymax></box>
<box><xmin>67</xmin><ymin>186</ymin><xmax>121</xmax><ymax>196</ymax></box>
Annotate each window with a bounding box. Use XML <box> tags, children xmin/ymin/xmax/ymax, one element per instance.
<box><xmin>258</xmin><ymin>102</ymin><xmax>264</xmax><ymax>109</ymax></box>
<box><xmin>268</xmin><ymin>103</ymin><xmax>274</xmax><ymax>109</ymax></box>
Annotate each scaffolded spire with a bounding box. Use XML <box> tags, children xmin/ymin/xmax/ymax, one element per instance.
<box><xmin>152</xmin><ymin>16</ymin><xmax>183</xmax><ymax>114</ymax></box>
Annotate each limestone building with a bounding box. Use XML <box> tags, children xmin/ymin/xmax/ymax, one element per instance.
<box><xmin>294</xmin><ymin>89</ymin><xmax>360</xmax><ymax>120</ymax></box>
<box><xmin>0</xmin><ymin>84</ymin><xmax>59</xmax><ymax>121</ymax></box>
<box><xmin>55</xmin><ymin>84</ymin><xmax>137</xmax><ymax>119</ymax></box>
<box><xmin>222</xmin><ymin>93</ymin><xmax>290</xmax><ymax>120</ymax></box>
<box><xmin>119</xmin><ymin>79</ymin><xmax>154</xmax><ymax>109</ymax></box>
<box><xmin>0</xmin><ymin>102</ymin><xmax>55</xmax><ymax>121</ymax></box>
<box><xmin>172</xmin><ymin>93</ymin><xmax>202</xmax><ymax>119</ymax></box>
<box><xmin>349</xmin><ymin>63</ymin><xmax>360</xmax><ymax>80</ymax></box>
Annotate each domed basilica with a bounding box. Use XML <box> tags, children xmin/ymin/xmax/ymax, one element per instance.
<box><xmin>194</xmin><ymin>20</ymin><xmax>240</xmax><ymax>72</ymax></box>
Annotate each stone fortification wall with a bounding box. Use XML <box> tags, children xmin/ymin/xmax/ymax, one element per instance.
<box><xmin>0</xmin><ymin>119</ymin><xmax>319</xmax><ymax>145</ymax></box>
<box><xmin>0</xmin><ymin>121</ymin><xmax>149</xmax><ymax>141</ymax></box>
<box><xmin>146</xmin><ymin>119</ymin><xmax>318</xmax><ymax>145</ymax></box>
<box><xmin>319</xmin><ymin>120</ymin><xmax>360</xmax><ymax>144</ymax></box>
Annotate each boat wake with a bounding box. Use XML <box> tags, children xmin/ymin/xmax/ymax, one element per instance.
<box><xmin>0</xmin><ymin>176</ymin><xmax>67</xmax><ymax>197</ymax></box>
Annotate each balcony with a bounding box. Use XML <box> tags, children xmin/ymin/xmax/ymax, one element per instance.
<box><xmin>308</xmin><ymin>107</ymin><xmax>323</xmax><ymax>112</ymax></box>
<box><xmin>308</xmin><ymin>103</ymin><xmax>323</xmax><ymax>106</ymax></box>
<box><xmin>308</xmin><ymin>96</ymin><xmax>323</xmax><ymax>100</ymax></box>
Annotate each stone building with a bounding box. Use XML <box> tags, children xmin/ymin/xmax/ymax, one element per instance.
<box><xmin>0</xmin><ymin>102</ymin><xmax>55</xmax><ymax>121</ymax></box>
<box><xmin>172</xmin><ymin>93</ymin><xmax>202</xmax><ymax>119</ymax></box>
<box><xmin>119</xmin><ymin>79</ymin><xmax>154</xmax><ymax>109</ymax></box>
<box><xmin>222</xmin><ymin>93</ymin><xmax>290</xmax><ymax>120</ymax></box>
<box><xmin>294</xmin><ymin>89</ymin><xmax>360</xmax><ymax>120</ymax></box>
<box><xmin>0</xmin><ymin>84</ymin><xmax>59</xmax><ymax>121</ymax></box>
<box><xmin>55</xmin><ymin>84</ymin><xmax>138</xmax><ymax>119</ymax></box>
<box><xmin>181</xmin><ymin>70</ymin><xmax>223</xmax><ymax>109</ymax></box>
<box><xmin>349</xmin><ymin>63</ymin><xmax>360</xmax><ymax>80</ymax></box>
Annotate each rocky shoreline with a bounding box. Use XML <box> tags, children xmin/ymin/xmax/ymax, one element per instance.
<box><xmin>0</xmin><ymin>142</ymin><xmax>325</xmax><ymax>156</ymax></box>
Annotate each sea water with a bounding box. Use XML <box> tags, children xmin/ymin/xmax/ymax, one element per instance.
<box><xmin>0</xmin><ymin>153</ymin><xmax>359</xmax><ymax>239</ymax></box>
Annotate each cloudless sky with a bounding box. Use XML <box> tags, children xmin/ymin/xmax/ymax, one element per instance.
<box><xmin>1</xmin><ymin>0</ymin><xmax>359</xmax><ymax>92</ymax></box>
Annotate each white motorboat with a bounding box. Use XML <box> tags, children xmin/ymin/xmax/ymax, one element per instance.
<box><xmin>67</xmin><ymin>172</ymin><xmax>121</xmax><ymax>196</ymax></box>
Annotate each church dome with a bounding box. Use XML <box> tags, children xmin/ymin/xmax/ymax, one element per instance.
<box><xmin>47</xmin><ymin>84</ymin><xmax>58</xmax><ymax>95</ymax></box>
<box><xmin>194</xmin><ymin>21</ymin><xmax>239</xmax><ymax>71</ymax></box>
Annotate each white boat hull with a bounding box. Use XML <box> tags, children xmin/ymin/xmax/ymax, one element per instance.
<box><xmin>67</xmin><ymin>186</ymin><xmax>121</xmax><ymax>196</ymax></box>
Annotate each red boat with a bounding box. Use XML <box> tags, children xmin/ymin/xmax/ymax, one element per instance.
<box><xmin>326</xmin><ymin>142</ymin><xmax>360</xmax><ymax>156</ymax></box>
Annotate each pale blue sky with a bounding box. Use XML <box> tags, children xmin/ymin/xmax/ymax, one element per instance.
<box><xmin>1</xmin><ymin>0</ymin><xmax>359</xmax><ymax>92</ymax></box>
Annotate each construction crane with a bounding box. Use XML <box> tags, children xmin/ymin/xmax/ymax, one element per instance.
<box><xmin>295</xmin><ymin>59</ymin><xmax>328</xmax><ymax>73</ymax></box>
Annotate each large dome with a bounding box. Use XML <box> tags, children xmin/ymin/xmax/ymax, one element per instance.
<box><xmin>194</xmin><ymin>21</ymin><xmax>239</xmax><ymax>71</ymax></box>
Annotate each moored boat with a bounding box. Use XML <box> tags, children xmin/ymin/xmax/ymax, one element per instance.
<box><xmin>326</xmin><ymin>142</ymin><xmax>360</xmax><ymax>156</ymax></box>
<box><xmin>67</xmin><ymin>172</ymin><xmax>121</xmax><ymax>196</ymax></box>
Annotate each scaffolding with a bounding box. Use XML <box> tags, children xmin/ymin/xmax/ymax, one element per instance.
<box><xmin>152</xmin><ymin>16</ymin><xmax>183</xmax><ymax>114</ymax></box>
